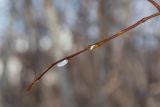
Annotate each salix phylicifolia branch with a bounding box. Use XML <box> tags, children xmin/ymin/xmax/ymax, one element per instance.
<box><xmin>148</xmin><ymin>0</ymin><xmax>160</xmax><ymax>12</ymax></box>
<box><xmin>27</xmin><ymin>0</ymin><xmax>160</xmax><ymax>91</ymax></box>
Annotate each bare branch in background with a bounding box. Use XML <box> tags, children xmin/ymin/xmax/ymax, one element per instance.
<box><xmin>27</xmin><ymin>0</ymin><xmax>160</xmax><ymax>91</ymax></box>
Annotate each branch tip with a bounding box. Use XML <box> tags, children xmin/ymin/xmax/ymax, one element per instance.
<box><xmin>148</xmin><ymin>0</ymin><xmax>160</xmax><ymax>12</ymax></box>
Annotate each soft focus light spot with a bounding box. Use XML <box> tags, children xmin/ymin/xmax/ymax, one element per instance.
<box><xmin>0</xmin><ymin>59</ymin><xmax>4</xmax><ymax>77</ymax></box>
<box><xmin>54</xmin><ymin>0</ymin><xmax>80</xmax><ymax>28</ymax></box>
<box><xmin>15</xmin><ymin>38</ymin><xmax>29</xmax><ymax>53</ymax></box>
<box><xmin>13</xmin><ymin>19</ymin><xmax>25</xmax><ymax>34</ymax></box>
<box><xmin>39</xmin><ymin>36</ymin><xmax>52</xmax><ymax>51</ymax></box>
<box><xmin>0</xmin><ymin>16</ymin><xmax>10</xmax><ymax>34</ymax></box>
<box><xmin>57</xmin><ymin>59</ymin><xmax>68</xmax><ymax>67</ymax></box>
<box><xmin>7</xmin><ymin>56</ymin><xmax>22</xmax><ymax>86</ymax></box>
<box><xmin>87</xmin><ymin>25</ymin><xmax>99</xmax><ymax>39</ymax></box>
<box><xmin>0</xmin><ymin>0</ymin><xmax>10</xmax><ymax>35</ymax></box>
<box><xmin>59</xmin><ymin>27</ymin><xmax>73</xmax><ymax>52</ymax></box>
<box><xmin>87</xmin><ymin>1</ymin><xmax>98</xmax><ymax>22</ymax></box>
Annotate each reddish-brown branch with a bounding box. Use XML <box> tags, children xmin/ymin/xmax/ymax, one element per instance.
<box><xmin>26</xmin><ymin>47</ymin><xmax>90</xmax><ymax>91</ymax></box>
<box><xmin>148</xmin><ymin>0</ymin><xmax>160</xmax><ymax>12</ymax></box>
<box><xmin>27</xmin><ymin>0</ymin><xmax>160</xmax><ymax>91</ymax></box>
<box><xmin>95</xmin><ymin>12</ymin><xmax>160</xmax><ymax>47</ymax></box>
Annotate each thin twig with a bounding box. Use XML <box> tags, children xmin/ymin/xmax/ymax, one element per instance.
<box><xmin>26</xmin><ymin>47</ymin><xmax>90</xmax><ymax>91</ymax></box>
<box><xmin>27</xmin><ymin>0</ymin><xmax>160</xmax><ymax>91</ymax></box>
<box><xmin>148</xmin><ymin>0</ymin><xmax>160</xmax><ymax>12</ymax></box>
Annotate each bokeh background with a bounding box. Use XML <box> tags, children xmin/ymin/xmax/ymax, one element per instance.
<box><xmin>0</xmin><ymin>0</ymin><xmax>160</xmax><ymax>107</ymax></box>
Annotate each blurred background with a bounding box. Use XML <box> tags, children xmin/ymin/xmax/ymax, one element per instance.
<box><xmin>0</xmin><ymin>0</ymin><xmax>160</xmax><ymax>107</ymax></box>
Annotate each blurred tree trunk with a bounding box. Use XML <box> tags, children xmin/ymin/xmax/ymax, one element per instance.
<box><xmin>43</xmin><ymin>0</ymin><xmax>75</xmax><ymax>107</ymax></box>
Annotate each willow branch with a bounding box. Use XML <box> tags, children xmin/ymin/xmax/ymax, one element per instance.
<box><xmin>27</xmin><ymin>0</ymin><xmax>160</xmax><ymax>91</ymax></box>
<box><xmin>148</xmin><ymin>0</ymin><xmax>160</xmax><ymax>12</ymax></box>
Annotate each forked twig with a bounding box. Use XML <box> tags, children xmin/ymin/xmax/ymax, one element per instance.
<box><xmin>27</xmin><ymin>0</ymin><xmax>160</xmax><ymax>91</ymax></box>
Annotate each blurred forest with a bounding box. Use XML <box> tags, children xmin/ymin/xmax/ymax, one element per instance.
<box><xmin>0</xmin><ymin>0</ymin><xmax>160</xmax><ymax>107</ymax></box>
